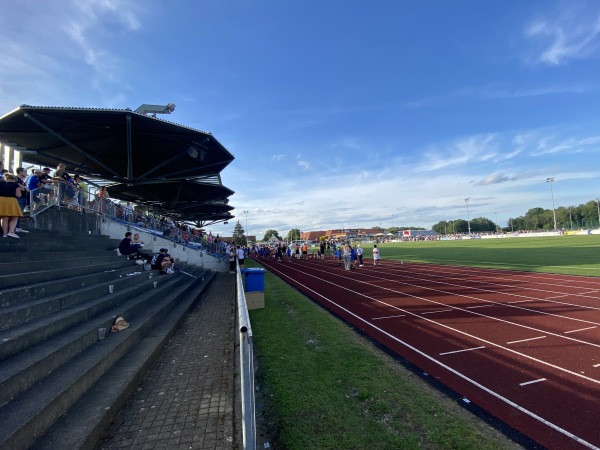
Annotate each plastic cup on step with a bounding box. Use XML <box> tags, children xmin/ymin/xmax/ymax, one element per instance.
<box><xmin>98</xmin><ymin>328</ymin><xmax>107</xmax><ymax>340</ymax></box>
<box><xmin>109</xmin><ymin>285</ymin><xmax>114</xmax><ymax>293</ymax></box>
<box><xmin>153</xmin><ymin>281</ymin><xmax>157</xmax><ymax>288</ymax></box>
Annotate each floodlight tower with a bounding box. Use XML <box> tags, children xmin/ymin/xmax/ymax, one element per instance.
<box><xmin>243</xmin><ymin>210</ymin><xmax>249</xmax><ymax>241</ymax></box>
<box><xmin>546</xmin><ymin>178</ymin><xmax>557</xmax><ymax>231</ymax></box>
<box><xmin>465</xmin><ymin>198</ymin><xmax>471</xmax><ymax>235</ymax></box>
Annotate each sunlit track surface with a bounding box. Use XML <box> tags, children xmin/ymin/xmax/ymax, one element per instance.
<box><xmin>254</xmin><ymin>256</ymin><xmax>600</xmax><ymax>450</ymax></box>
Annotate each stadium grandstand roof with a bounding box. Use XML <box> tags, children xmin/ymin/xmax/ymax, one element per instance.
<box><xmin>0</xmin><ymin>105</ymin><xmax>236</xmax><ymax>223</ymax></box>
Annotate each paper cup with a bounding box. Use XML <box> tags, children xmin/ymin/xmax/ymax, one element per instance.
<box><xmin>98</xmin><ymin>328</ymin><xmax>107</xmax><ymax>340</ymax></box>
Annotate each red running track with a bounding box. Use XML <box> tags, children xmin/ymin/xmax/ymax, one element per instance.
<box><xmin>254</xmin><ymin>255</ymin><xmax>600</xmax><ymax>450</ymax></box>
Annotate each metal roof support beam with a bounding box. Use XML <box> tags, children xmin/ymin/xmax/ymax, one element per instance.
<box><xmin>136</xmin><ymin>147</ymin><xmax>193</xmax><ymax>180</ymax></box>
<box><xmin>126</xmin><ymin>114</ymin><xmax>133</xmax><ymax>182</ymax></box>
<box><xmin>137</xmin><ymin>137</ymin><xmax>213</xmax><ymax>181</ymax></box>
<box><xmin>23</xmin><ymin>112</ymin><xmax>121</xmax><ymax>178</ymax></box>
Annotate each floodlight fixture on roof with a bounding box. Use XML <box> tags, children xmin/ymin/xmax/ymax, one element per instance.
<box><xmin>134</xmin><ymin>103</ymin><xmax>176</xmax><ymax>116</ymax></box>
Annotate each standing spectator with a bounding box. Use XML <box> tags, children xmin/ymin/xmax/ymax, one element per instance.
<box><xmin>229</xmin><ymin>247</ymin><xmax>236</xmax><ymax>274</ymax></box>
<box><xmin>73</xmin><ymin>175</ymin><xmax>88</xmax><ymax>208</ymax></box>
<box><xmin>97</xmin><ymin>186</ymin><xmax>109</xmax><ymax>213</ymax></box>
<box><xmin>15</xmin><ymin>167</ymin><xmax>29</xmax><ymax>233</ymax></box>
<box><xmin>123</xmin><ymin>202</ymin><xmax>133</xmax><ymax>223</ymax></box>
<box><xmin>373</xmin><ymin>244</ymin><xmax>381</xmax><ymax>266</ymax></box>
<box><xmin>26</xmin><ymin>169</ymin><xmax>44</xmax><ymax>212</ymax></box>
<box><xmin>301</xmin><ymin>242</ymin><xmax>308</xmax><ymax>259</ymax></box>
<box><xmin>343</xmin><ymin>242</ymin><xmax>352</xmax><ymax>270</ymax></box>
<box><xmin>40</xmin><ymin>167</ymin><xmax>54</xmax><ymax>201</ymax></box>
<box><xmin>62</xmin><ymin>173</ymin><xmax>77</xmax><ymax>206</ymax></box>
<box><xmin>350</xmin><ymin>244</ymin><xmax>357</xmax><ymax>269</ymax></box>
<box><xmin>0</xmin><ymin>173</ymin><xmax>24</xmax><ymax>238</ymax></box>
<box><xmin>356</xmin><ymin>244</ymin><xmax>364</xmax><ymax>267</ymax></box>
<box><xmin>236</xmin><ymin>245</ymin><xmax>245</xmax><ymax>269</ymax></box>
<box><xmin>53</xmin><ymin>163</ymin><xmax>66</xmax><ymax>203</ymax></box>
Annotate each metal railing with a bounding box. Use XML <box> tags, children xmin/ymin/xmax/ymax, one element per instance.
<box><xmin>236</xmin><ymin>261</ymin><xmax>257</xmax><ymax>450</ymax></box>
<box><xmin>27</xmin><ymin>184</ymin><xmax>228</xmax><ymax>258</ymax></box>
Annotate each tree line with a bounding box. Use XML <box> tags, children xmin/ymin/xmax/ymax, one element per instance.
<box><xmin>431</xmin><ymin>198</ymin><xmax>600</xmax><ymax>234</ymax></box>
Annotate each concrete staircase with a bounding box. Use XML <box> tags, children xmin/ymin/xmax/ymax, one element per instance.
<box><xmin>0</xmin><ymin>228</ymin><xmax>216</xmax><ymax>449</ymax></box>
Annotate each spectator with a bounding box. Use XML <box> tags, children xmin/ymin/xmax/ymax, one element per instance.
<box><xmin>26</xmin><ymin>169</ymin><xmax>44</xmax><ymax>211</ymax></box>
<box><xmin>118</xmin><ymin>231</ymin><xmax>151</xmax><ymax>263</ymax></box>
<box><xmin>229</xmin><ymin>246</ymin><xmax>236</xmax><ymax>274</ymax></box>
<box><xmin>343</xmin><ymin>242</ymin><xmax>352</xmax><ymax>270</ymax></box>
<box><xmin>151</xmin><ymin>248</ymin><xmax>176</xmax><ymax>274</ymax></box>
<box><xmin>131</xmin><ymin>233</ymin><xmax>145</xmax><ymax>248</ymax></box>
<box><xmin>356</xmin><ymin>244</ymin><xmax>364</xmax><ymax>267</ymax></box>
<box><xmin>236</xmin><ymin>245</ymin><xmax>245</xmax><ymax>269</ymax></box>
<box><xmin>73</xmin><ymin>174</ymin><xmax>88</xmax><ymax>208</ymax></box>
<box><xmin>373</xmin><ymin>244</ymin><xmax>381</xmax><ymax>266</ymax></box>
<box><xmin>0</xmin><ymin>173</ymin><xmax>24</xmax><ymax>238</ymax></box>
<box><xmin>14</xmin><ymin>167</ymin><xmax>29</xmax><ymax>233</ymax></box>
<box><xmin>97</xmin><ymin>186</ymin><xmax>109</xmax><ymax>213</ymax></box>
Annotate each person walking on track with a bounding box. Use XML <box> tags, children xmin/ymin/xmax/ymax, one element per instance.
<box><xmin>373</xmin><ymin>244</ymin><xmax>381</xmax><ymax>266</ymax></box>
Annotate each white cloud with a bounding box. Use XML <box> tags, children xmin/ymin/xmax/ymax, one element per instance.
<box><xmin>525</xmin><ymin>8</ymin><xmax>600</xmax><ymax>65</ymax></box>
<box><xmin>417</xmin><ymin>134</ymin><xmax>498</xmax><ymax>172</ymax></box>
<box><xmin>407</xmin><ymin>83</ymin><xmax>593</xmax><ymax>107</ymax></box>
<box><xmin>0</xmin><ymin>0</ymin><xmax>142</xmax><ymax>108</ymax></box>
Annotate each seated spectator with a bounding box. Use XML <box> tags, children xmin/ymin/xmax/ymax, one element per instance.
<box><xmin>151</xmin><ymin>248</ymin><xmax>176</xmax><ymax>274</ymax></box>
<box><xmin>131</xmin><ymin>233</ymin><xmax>145</xmax><ymax>248</ymax></box>
<box><xmin>118</xmin><ymin>231</ymin><xmax>151</xmax><ymax>263</ymax></box>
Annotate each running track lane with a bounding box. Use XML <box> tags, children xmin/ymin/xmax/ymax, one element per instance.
<box><xmin>254</xmin><ymin>256</ymin><xmax>600</xmax><ymax>450</ymax></box>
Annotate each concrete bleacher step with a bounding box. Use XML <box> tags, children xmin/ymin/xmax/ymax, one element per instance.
<box><xmin>0</xmin><ymin>263</ymin><xmax>141</xmax><ymax>308</ymax></box>
<box><xmin>0</xmin><ymin>237</ymin><xmax>118</xmax><ymax>254</ymax></box>
<box><xmin>31</xmin><ymin>271</ymin><xmax>217</xmax><ymax>450</ymax></box>
<box><xmin>0</xmin><ymin>266</ymin><xmax>213</xmax><ymax>450</ymax></box>
<box><xmin>0</xmin><ymin>266</ymin><xmax>158</xmax><ymax>360</ymax></box>
<box><xmin>0</xmin><ymin>255</ymin><xmax>120</xmax><ymax>276</ymax></box>
<box><xmin>0</xmin><ymin>260</ymin><xmax>137</xmax><ymax>290</ymax></box>
<box><xmin>7</xmin><ymin>249</ymin><xmax>118</xmax><ymax>263</ymax></box>
<box><xmin>0</xmin><ymin>265</ymin><xmax>149</xmax><ymax>331</ymax></box>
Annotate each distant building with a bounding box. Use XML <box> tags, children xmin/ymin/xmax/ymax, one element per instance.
<box><xmin>299</xmin><ymin>228</ymin><xmax>384</xmax><ymax>242</ymax></box>
<box><xmin>402</xmin><ymin>229</ymin><xmax>438</xmax><ymax>238</ymax></box>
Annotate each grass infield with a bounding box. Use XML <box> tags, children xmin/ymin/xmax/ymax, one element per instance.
<box><xmin>359</xmin><ymin>234</ymin><xmax>600</xmax><ymax>277</ymax></box>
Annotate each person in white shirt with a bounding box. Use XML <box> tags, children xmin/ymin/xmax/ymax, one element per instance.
<box><xmin>372</xmin><ymin>244</ymin><xmax>381</xmax><ymax>266</ymax></box>
<box><xmin>356</xmin><ymin>244</ymin><xmax>364</xmax><ymax>267</ymax></box>
<box><xmin>236</xmin><ymin>246</ymin><xmax>245</xmax><ymax>269</ymax></box>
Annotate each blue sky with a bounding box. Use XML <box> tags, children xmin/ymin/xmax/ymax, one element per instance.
<box><xmin>2</xmin><ymin>0</ymin><xmax>600</xmax><ymax>238</ymax></box>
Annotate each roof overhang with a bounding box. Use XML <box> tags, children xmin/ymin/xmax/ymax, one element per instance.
<box><xmin>0</xmin><ymin>105</ymin><xmax>237</xmax><ymax>223</ymax></box>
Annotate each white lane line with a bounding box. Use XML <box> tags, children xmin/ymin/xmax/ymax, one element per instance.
<box><xmin>564</xmin><ymin>326</ymin><xmax>597</xmax><ymax>334</ymax></box>
<box><xmin>465</xmin><ymin>305</ymin><xmax>490</xmax><ymax>309</ymax></box>
<box><xmin>421</xmin><ymin>309</ymin><xmax>453</xmax><ymax>315</ymax></box>
<box><xmin>507</xmin><ymin>300</ymin><xmax>531</xmax><ymax>304</ymax></box>
<box><xmin>439</xmin><ymin>346</ymin><xmax>485</xmax><ymax>356</ymax></box>
<box><xmin>506</xmin><ymin>336</ymin><xmax>546</xmax><ymax>345</ymax></box>
<box><xmin>578</xmin><ymin>290</ymin><xmax>600</xmax><ymax>295</ymax></box>
<box><xmin>544</xmin><ymin>293</ymin><xmax>573</xmax><ymax>300</ymax></box>
<box><xmin>372</xmin><ymin>314</ymin><xmax>406</xmax><ymax>320</ymax></box>
<box><xmin>520</xmin><ymin>378</ymin><xmax>547</xmax><ymax>387</ymax></box>
<box><xmin>260</xmin><ymin>262</ymin><xmax>600</xmax><ymax>450</ymax></box>
<box><xmin>593</xmin><ymin>364</ymin><xmax>600</xmax><ymax>368</ymax></box>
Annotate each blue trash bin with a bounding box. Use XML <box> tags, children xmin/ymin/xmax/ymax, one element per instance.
<box><xmin>241</xmin><ymin>267</ymin><xmax>266</xmax><ymax>292</ymax></box>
